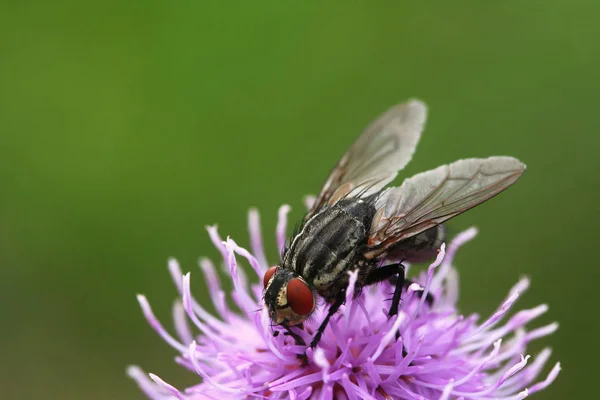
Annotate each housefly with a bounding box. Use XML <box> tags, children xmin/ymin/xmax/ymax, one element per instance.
<box><xmin>263</xmin><ymin>100</ymin><xmax>525</xmax><ymax>355</ymax></box>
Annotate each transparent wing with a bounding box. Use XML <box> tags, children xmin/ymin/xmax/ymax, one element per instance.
<box><xmin>367</xmin><ymin>156</ymin><xmax>526</xmax><ymax>254</ymax></box>
<box><xmin>307</xmin><ymin>99</ymin><xmax>427</xmax><ymax>219</ymax></box>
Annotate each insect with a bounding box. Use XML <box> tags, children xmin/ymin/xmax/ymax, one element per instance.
<box><xmin>263</xmin><ymin>99</ymin><xmax>525</xmax><ymax>355</ymax></box>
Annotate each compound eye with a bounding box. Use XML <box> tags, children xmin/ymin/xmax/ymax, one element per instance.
<box><xmin>287</xmin><ymin>278</ymin><xmax>314</xmax><ymax>315</ymax></box>
<box><xmin>263</xmin><ymin>266</ymin><xmax>277</xmax><ymax>288</ymax></box>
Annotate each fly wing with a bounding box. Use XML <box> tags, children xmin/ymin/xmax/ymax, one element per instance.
<box><xmin>306</xmin><ymin>99</ymin><xmax>427</xmax><ymax>220</ymax></box>
<box><xmin>367</xmin><ymin>156</ymin><xmax>525</xmax><ymax>255</ymax></box>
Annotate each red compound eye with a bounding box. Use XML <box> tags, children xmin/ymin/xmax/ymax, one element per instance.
<box><xmin>263</xmin><ymin>266</ymin><xmax>277</xmax><ymax>288</ymax></box>
<box><xmin>287</xmin><ymin>278</ymin><xmax>314</xmax><ymax>315</ymax></box>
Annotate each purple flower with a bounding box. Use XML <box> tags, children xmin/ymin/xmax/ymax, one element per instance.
<box><xmin>128</xmin><ymin>203</ymin><xmax>560</xmax><ymax>399</ymax></box>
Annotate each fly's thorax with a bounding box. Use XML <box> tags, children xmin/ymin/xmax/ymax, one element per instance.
<box><xmin>263</xmin><ymin>267</ymin><xmax>315</xmax><ymax>326</ymax></box>
<box><xmin>283</xmin><ymin>199</ymin><xmax>376</xmax><ymax>297</ymax></box>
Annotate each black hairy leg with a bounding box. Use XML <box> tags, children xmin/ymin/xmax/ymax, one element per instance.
<box><xmin>280</xmin><ymin>289</ymin><xmax>347</xmax><ymax>366</ymax></box>
<box><xmin>278</xmin><ymin>288</ymin><xmax>350</xmax><ymax>366</ymax></box>
<box><xmin>388</xmin><ymin>275</ymin><xmax>435</xmax><ymax>306</ymax></box>
<box><xmin>281</xmin><ymin>325</ymin><xmax>309</xmax><ymax>366</ymax></box>
<box><xmin>367</xmin><ymin>262</ymin><xmax>433</xmax><ymax>357</ymax></box>
<box><xmin>365</xmin><ymin>262</ymin><xmax>406</xmax><ymax>318</ymax></box>
<box><xmin>309</xmin><ymin>289</ymin><xmax>347</xmax><ymax>349</ymax></box>
<box><xmin>274</xmin><ymin>325</ymin><xmax>303</xmax><ymax>342</ymax></box>
<box><xmin>366</xmin><ymin>262</ymin><xmax>407</xmax><ymax>345</ymax></box>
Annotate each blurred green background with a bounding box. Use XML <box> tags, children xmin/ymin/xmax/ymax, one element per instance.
<box><xmin>1</xmin><ymin>1</ymin><xmax>598</xmax><ymax>399</ymax></box>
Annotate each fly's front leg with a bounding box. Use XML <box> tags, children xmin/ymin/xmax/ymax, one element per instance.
<box><xmin>282</xmin><ymin>325</ymin><xmax>306</xmax><ymax>346</ymax></box>
<box><xmin>309</xmin><ymin>289</ymin><xmax>346</xmax><ymax>349</ymax></box>
<box><xmin>282</xmin><ymin>325</ymin><xmax>309</xmax><ymax>366</ymax></box>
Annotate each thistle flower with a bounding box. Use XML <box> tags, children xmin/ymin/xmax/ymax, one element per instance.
<box><xmin>128</xmin><ymin>204</ymin><xmax>560</xmax><ymax>400</ymax></box>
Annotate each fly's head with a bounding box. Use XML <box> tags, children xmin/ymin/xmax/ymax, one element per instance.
<box><xmin>263</xmin><ymin>266</ymin><xmax>315</xmax><ymax>326</ymax></box>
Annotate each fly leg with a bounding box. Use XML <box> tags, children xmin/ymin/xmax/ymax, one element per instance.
<box><xmin>309</xmin><ymin>289</ymin><xmax>346</xmax><ymax>349</ymax></box>
<box><xmin>366</xmin><ymin>263</ymin><xmax>431</xmax><ymax>358</ymax></box>
<box><xmin>365</xmin><ymin>263</ymin><xmax>433</xmax><ymax>318</ymax></box>
<box><xmin>365</xmin><ymin>263</ymin><xmax>406</xmax><ymax>318</ymax></box>
<box><xmin>365</xmin><ymin>262</ymin><xmax>408</xmax><ymax>352</ymax></box>
<box><xmin>282</xmin><ymin>325</ymin><xmax>306</xmax><ymax>346</ymax></box>
<box><xmin>279</xmin><ymin>324</ymin><xmax>310</xmax><ymax>366</ymax></box>
<box><xmin>389</xmin><ymin>276</ymin><xmax>434</xmax><ymax>306</ymax></box>
<box><xmin>282</xmin><ymin>289</ymin><xmax>347</xmax><ymax>366</ymax></box>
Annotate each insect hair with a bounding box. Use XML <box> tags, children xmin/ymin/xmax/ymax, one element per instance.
<box><xmin>336</xmin><ymin>177</ymin><xmax>387</xmax><ymax>206</ymax></box>
<box><xmin>282</xmin><ymin>212</ymin><xmax>308</xmax><ymax>260</ymax></box>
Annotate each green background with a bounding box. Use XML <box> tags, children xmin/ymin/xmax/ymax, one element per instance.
<box><xmin>1</xmin><ymin>1</ymin><xmax>597</xmax><ymax>399</ymax></box>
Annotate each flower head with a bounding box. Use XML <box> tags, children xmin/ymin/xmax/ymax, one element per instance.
<box><xmin>128</xmin><ymin>204</ymin><xmax>560</xmax><ymax>399</ymax></box>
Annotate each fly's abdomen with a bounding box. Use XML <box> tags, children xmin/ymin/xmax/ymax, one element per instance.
<box><xmin>386</xmin><ymin>224</ymin><xmax>446</xmax><ymax>263</ymax></box>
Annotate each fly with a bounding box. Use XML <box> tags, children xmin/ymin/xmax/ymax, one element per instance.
<box><xmin>262</xmin><ymin>99</ymin><xmax>525</xmax><ymax>361</ymax></box>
